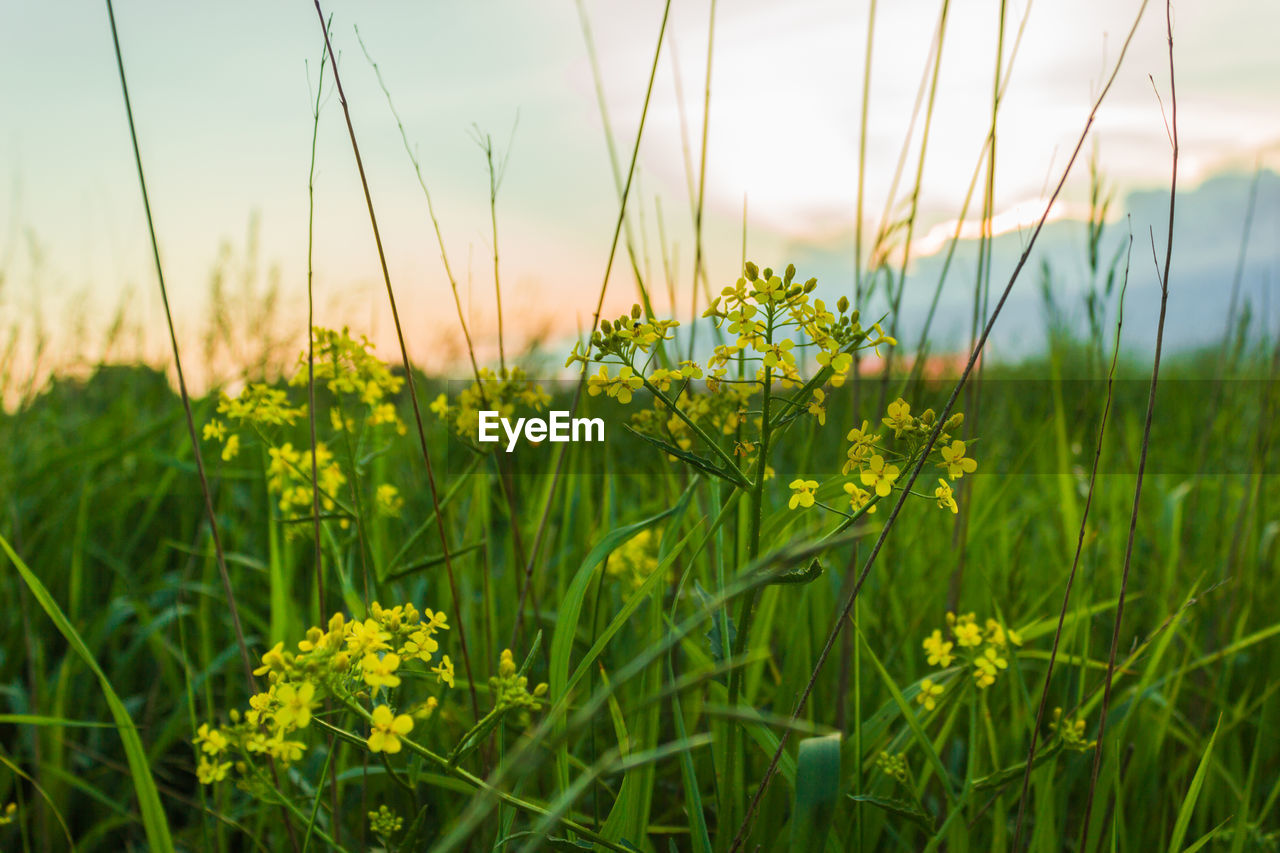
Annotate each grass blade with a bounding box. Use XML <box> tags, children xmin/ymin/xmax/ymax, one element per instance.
<box><xmin>1</xmin><ymin>533</ymin><xmax>175</xmax><ymax>852</ymax></box>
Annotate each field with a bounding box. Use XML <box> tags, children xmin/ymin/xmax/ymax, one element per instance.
<box><xmin>2</xmin><ymin>1</ymin><xmax>1279</xmax><ymax>851</ymax></box>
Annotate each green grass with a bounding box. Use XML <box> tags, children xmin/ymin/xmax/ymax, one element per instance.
<box><xmin>2</xmin><ymin>2</ymin><xmax>1276</xmax><ymax>850</ymax></box>
<box><xmin>1</xmin><ymin>339</ymin><xmax>1277</xmax><ymax>850</ymax></box>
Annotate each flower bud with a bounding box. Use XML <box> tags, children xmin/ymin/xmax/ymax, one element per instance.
<box><xmin>784</xmin><ymin>263</ymin><xmax>796</xmax><ymax>284</ymax></box>
<box><xmin>837</xmin><ymin>295</ymin><xmax>849</xmax><ymax>314</ymax></box>
<box><xmin>944</xmin><ymin>413</ymin><xmax>964</xmax><ymax>431</ymax></box>
<box><xmin>744</xmin><ymin>262</ymin><xmax>759</xmax><ymax>281</ymax></box>
<box><xmin>804</xmin><ymin>277</ymin><xmax>817</xmax><ymax>292</ymax></box>
<box><xmin>600</xmin><ymin>318</ymin><xmax>612</xmax><ymax>334</ymax></box>
<box><xmin>631</xmin><ymin>303</ymin><xmax>642</xmax><ymax>319</ymax></box>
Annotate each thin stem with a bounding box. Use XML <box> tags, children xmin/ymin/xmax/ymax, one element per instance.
<box><xmin>1011</xmin><ymin>229</ymin><xmax>1131</xmax><ymax>850</ymax></box>
<box><xmin>305</xmin><ymin>25</ymin><xmax>329</xmax><ymax>621</ymax></box>
<box><xmin>102</xmin><ymin>0</ymin><xmax>255</xmax><ymax>692</ymax></box>
<box><xmin>510</xmin><ymin>0</ymin><xmax>673</xmax><ymax>639</ymax></box>
<box><xmin>728</xmin><ymin>5</ymin><xmax>1150</xmax><ymax>845</ymax></box>
<box><xmin>686</xmin><ymin>0</ymin><xmax>718</xmax><ymax>362</ymax></box>
<box><xmin>1079</xmin><ymin>4</ymin><xmax>1177</xmax><ymax>846</ymax></box>
<box><xmin>309</xmin><ymin>1</ymin><xmax>479</xmax><ymax>720</ymax></box>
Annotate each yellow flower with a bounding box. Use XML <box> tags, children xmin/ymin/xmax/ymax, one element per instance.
<box><xmin>498</xmin><ymin>648</ymin><xmax>517</xmax><ymax>678</ymax></box>
<box><xmin>368</xmin><ymin>704</ymin><xmax>414</xmax><ymax>754</ymax></box>
<box><xmin>423</xmin><ymin>609</ymin><xmax>449</xmax><ymax>632</ymax></box>
<box><xmin>588</xmin><ymin>365</ymin><xmax>644</xmax><ymax>404</ymax></box>
<box><xmin>401</xmin><ymin>627</ymin><xmax>440</xmax><ymax>663</ymax></box>
<box><xmin>860</xmin><ymin>455</ymin><xmax>900</xmax><ymax>498</ymax></box>
<box><xmin>346</xmin><ymin>619</ymin><xmax>392</xmax><ymax>658</ymax></box>
<box><xmin>843</xmin><ymin>481</ymin><xmax>877</xmax><ymax>515</ymax></box>
<box><xmin>954</xmin><ymin>621</ymin><xmax>983</xmax><ymax>647</ymax></box>
<box><xmin>816</xmin><ymin>347</ymin><xmax>852</xmax><ymax>375</ymax></box>
<box><xmin>939</xmin><ymin>440</ymin><xmax>977</xmax><ymax>480</ymax></box>
<box><xmin>202</xmin><ymin>419</ymin><xmax>226</xmax><ymax>442</ymax></box>
<box><xmin>916</xmin><ymin>678</ymin><xmax>944</xmax><ymax>711</ymax></box>
<box><xmin>362</xmin><ymin>653</ymin><xmax>402</xmax><ymax>689</ymax></box>
<box><xmin>973</xmin><ymin>647</ymin><xmax>1008</xmax><ymax>689</ymax></box>
<box><xmin>221</xmin><ymin>433</ymin><xmax>240</xmax><ymax>461</ymax></box>
<box><xmin>922</xmin><ymin>629</ymin><xmax>955</xmax><ymax>667</ymax></box>
<box><xmin>376</xmin><ymin>484</ymin><xmax>403</xmax><ymax>517</ymax></box>
<box><xmin>806</xmin><ymin>388</ymin><xmax>827</xmax><ymax>425</ymax></box>
<box><xmin>195</xmin><ymin>723</ymin><xmax>229</xmax><ymax>755</ymax></box>
<box><xmin>253</xmin><ymin>642</ymin><xmax>289</xmax><ymax>677</ymax></box>
<box><xmin>274</xmin><ymin>682</ymin><xmax>317</xmax><ymax>730</ymax></box>
<box><xmin>979</xmin><ymin>646</ymin><xmax>1008</xmax><ymax>671</ymax></box>
<box><xmin>432</xmin><ymin>655</ymin><xmax>455</xmax><ymax>688</ymax></box>
<box><xmin>266</xmin><ymin>736</ymin><xmax>306</xmax><ymax>762</ymax></box>
<box><xmin>761</xmin><ymin>339</ymin><xmax>796</xmax><ymax>369</ymax></box>
<box><xmin>788</xmin><ymin>479</ymin><xmax>819</xmax><ymax>510</ymax></box>
<box><xmin>196</xmin><ymin>757</ymin><xmax>231</xmax><ymax>785</ymax></box>
<box><xmin>935</xmin><ymin>478</ymin><xmax>958</xmax><ymax>513</ymax></box>
<box><xmin>882</xmin><ymin>397</ymin><xmax>913</xmax><ymax>437</ymax></box>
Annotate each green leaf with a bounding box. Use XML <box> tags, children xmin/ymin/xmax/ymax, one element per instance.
<box><xmin>769</xmin><ymin>557</ymin><xmax>823</xmax><ymax>585</ymax></box>
<box><xmin>548</xmin><ymin>481</ymin><xmax>697</xmax><ymax>791</ymax></box>
<box><xmin>1168</xmin><ymin>714</ymin><xmax>1221</xmax><ymax>853</ymax></box>
<box><xmin>0</xmin><ymin>713</ymin><xmax>114</xmax><ymax>728</ymax></box>
<box><xmin>791</xmin><ymin>733</ymin><xmax>842</xmax><ymax>851</ymax></box>
<box><xmin>694</xmin><ymin>580</ymin><xmax>736</xmax><ymax>668</ymax></box>
<box><xmin>972</xmin><ymin>739</ymin><xmax>1064</xmax><ymax>789</ymax></box>
<box><xmin>623</xmin><ymin>425</ymin><xmax>749</xmax><ymax>487</ymax></box>
<box><xmin>848</xmin><ymin>794</ymin><xmax>935</xmax><ymax>833</ymax></box>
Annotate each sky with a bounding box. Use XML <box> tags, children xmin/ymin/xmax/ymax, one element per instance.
<box><xmin>2</xmin><ymin>0</ymin><xmax>1278</xmax><ymax>383</ymax></box>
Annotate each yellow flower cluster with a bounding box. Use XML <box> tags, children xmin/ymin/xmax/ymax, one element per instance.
<box><xmin>290</xmin><ymin>326</ymin><xmax>407</xmax><ymax>437</ymax></box>
<box><xmin>920</xmin><ymin>612</ymin><xmax>1022</xmax><ymax>695</ymax></box>
<box><xmin>565</xmin><ymin>303</ymin><xmax>680</xmax><ymax>376</ymax></box>
<box><xmin>368</xmin><ymin>804</ymin><xmax>404</xmax><ymax>836</ymax></box>
<box><xmin>606</xmin><ymin>528</ymin><xmax>662</xmax><ymax>590</ymax></box>
<box><xmin>489</xmin><ymin>649</ymin><xmax>549</xmax><ymax>712</ymax></box>
<box><xmin>876</xmin><ymin>750</ymin><xmax>909</xmax><ymax>783</ymax></box>
<box><xmin>0</xmin><ymin>803</ymin><xmax>16</xmax><ymax>826</ymax></box>
<box><xmin>192</xmin><ymin>602</ymin><xmax>450</xmax><ymax>787</ymax></box>
<box><xmin>265</xmin><ymin>441</ymin><xmax>346</xmax><ymax>520</ymax></box>
<box><xmin>701</xmin><ymin>262</ymin><xmax>891</xmax><ymax>390</ymax></box>
<box><xmin>788</xmin><ymin>397</ymin><xmax>974</xmax><ymax>518</ymax></box>
<box><xmin>430</xmin><ymin>366</ymin><xmax>550</xmax><ymax>442</ymax></box>
<box><xmin>1050</xmin><ymin>707</ymin><xmax>1097</xmax><ymax>752</ymax></box>
<box><xmin>202</xmin><ymin>327</ymin><xmax>408</xmax><ymax>536</ymax></box>
<box><xmin>628</xmin><ymin>383</ymin><xmax>756</xmax><ymax>458</ymax></box>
